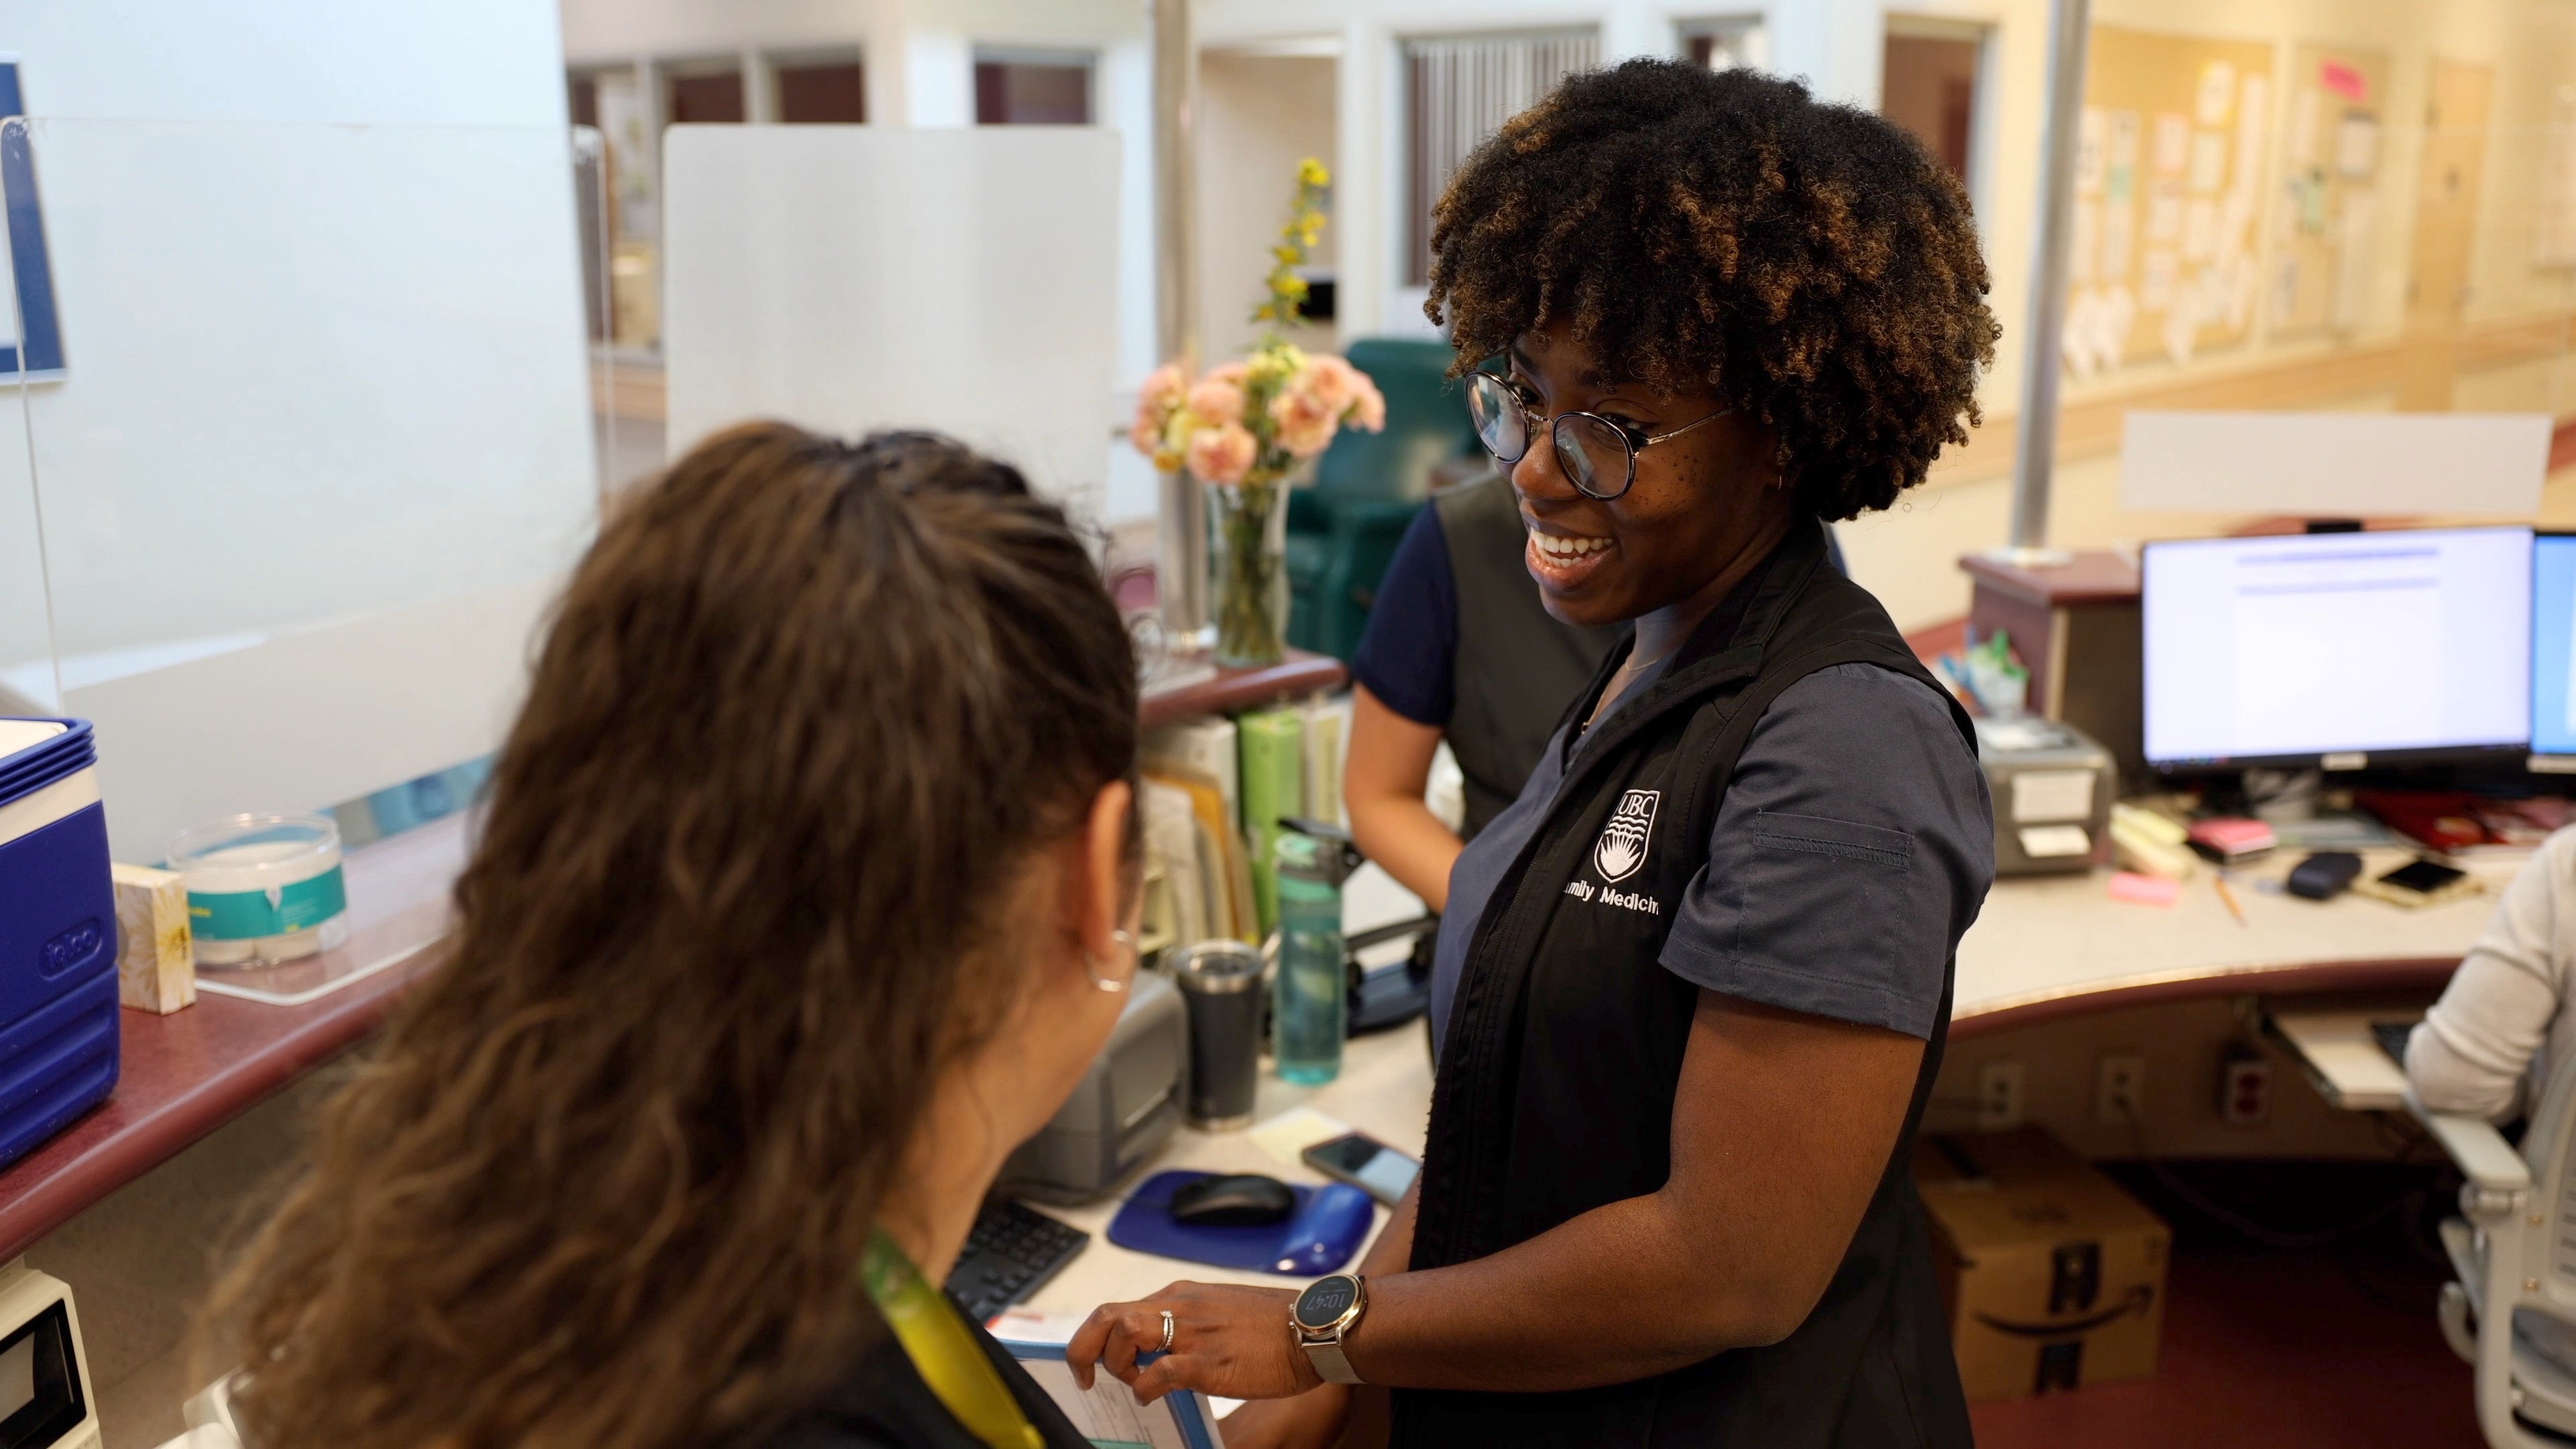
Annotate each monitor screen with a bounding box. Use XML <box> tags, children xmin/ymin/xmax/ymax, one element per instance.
<box><xmin>2141</xmin><ymin>526</ymin><xmax>2532</xmax><ymax>769</ymax></box>
<box><xmin>2535</xmin><ymin>535</ymin><xmax>2576</xmax><ymax>757</ymax></box>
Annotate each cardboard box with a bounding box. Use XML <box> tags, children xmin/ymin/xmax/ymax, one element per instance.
<box><xmin>110</xmin><ymin>863</ymin><xmax>196</xmax><ymax>1014</ymax></box>
<box><xmin>1915</xmin><ymin>1127</ymin><xmax>2168</xmax><ymax>1401</ymax></box>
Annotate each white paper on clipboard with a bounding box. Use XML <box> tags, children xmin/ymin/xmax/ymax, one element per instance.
<box><xmin>1000</xmin><ymin>1340</ymin><xmax>1226</xmax><ymax>1449</ymax></box>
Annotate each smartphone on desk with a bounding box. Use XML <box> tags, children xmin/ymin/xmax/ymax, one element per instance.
<box><xmin>1303</xmin><ymin>1131</ymin><xmax>1421</xmax><ymax>1206</ymax></box>
<box><xmin>2353</xmin><ymin>857</ymin><xmax>2476</xmax><ymax>908</ymax></box>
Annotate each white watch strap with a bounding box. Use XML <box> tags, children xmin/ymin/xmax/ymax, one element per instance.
<box><xmin>1303</xmin><ymin>1337</ymin><xmax>1363</xmax><ymax>1386</ymax></box>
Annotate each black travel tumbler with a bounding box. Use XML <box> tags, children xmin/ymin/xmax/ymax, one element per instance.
<box><xmin>1173</xmin><ymin>939</ymin><xmax>1265</xmax><ymax>1129</ymax></box>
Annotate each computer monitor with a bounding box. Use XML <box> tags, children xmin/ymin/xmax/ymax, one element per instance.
<box><xmin>2141</xmin><ymin>525</ymin><xmax>2532</xmax><ymax>772</ymax></box>
<box><xmin>2534</xmin><ymin>534</ymin><xmax>2576</xmax><ymax>763</ymax></box>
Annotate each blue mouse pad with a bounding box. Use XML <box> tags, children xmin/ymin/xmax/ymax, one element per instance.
<box><xmin>1108</xmin><ymin>1171</ymin><xmax>1375</xmax><ymax>1276</ymax></box>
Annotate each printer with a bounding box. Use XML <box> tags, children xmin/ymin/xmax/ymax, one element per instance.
<box><xmin>1000</xmin><ymin>967</ymin><xmax>1187</xmax><ymax>1203</ymax></box>
<box><xmin>1973</xmin><ymin>716</ymin><xmax>2116</xmax><ymax>877</ymax></box>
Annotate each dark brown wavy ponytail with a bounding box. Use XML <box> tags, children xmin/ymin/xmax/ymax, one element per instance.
<box><xmin>203</xmin><ymin>422</ymin><xmax>1137</xmax><ymax>1449</ymax></box>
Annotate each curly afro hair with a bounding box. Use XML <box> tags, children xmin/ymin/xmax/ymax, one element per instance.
<box><xmin>1426</xmin><ymin>59</ymin><xmax>1999</xmax><ymax>521</ymax></box>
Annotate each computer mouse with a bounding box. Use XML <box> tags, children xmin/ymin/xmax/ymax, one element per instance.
<box><xmin>1168</xmin><ymin>1173</ymin><xmax>1296</xmax><ymax>1228</ymax></box>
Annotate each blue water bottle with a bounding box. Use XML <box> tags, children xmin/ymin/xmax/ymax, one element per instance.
<box><xmin>1271</xmin><ymin>822</ymin><xmax>1357</xmax><ymax>1085</ymax></box>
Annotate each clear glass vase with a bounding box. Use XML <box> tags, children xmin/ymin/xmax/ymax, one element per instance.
<box><xmin>1204</xmin><ymin>467</ymin><xmax>1299</xmax><ymax>668</ymax></box>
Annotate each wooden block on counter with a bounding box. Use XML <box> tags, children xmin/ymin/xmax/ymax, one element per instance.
<box><xmin>111</xmin><ymin>863</ymin><xmax>195</xmax><ymax>1014</ymax></box>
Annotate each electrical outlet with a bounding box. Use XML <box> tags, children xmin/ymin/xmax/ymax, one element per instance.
<box><xmin>1977</xmin><ymin>1059</ymin><xmax>2025</xmax><ymax>1130</ymax></box>
<box><xmin>2218</xmin><ymin>1050</ymin><xmax>2271</xmax><ymax>1126</ymax></box>
<box><xmin>2097</xmin><ymin>1054</ymin><xmax>2145</xmax><ymax>1124</ymax></box>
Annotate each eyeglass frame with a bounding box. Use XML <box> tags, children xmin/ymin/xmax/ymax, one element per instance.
<box><xmin>1467</xmin><ymin>371</ymin><xmax>1734</xmax><ymax>502</ymax></box>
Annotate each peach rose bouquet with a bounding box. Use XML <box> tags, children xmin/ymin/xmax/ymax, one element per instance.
<box><xmin>1129</xmin><ymin>160</ymin><xmax>1384</xmax><ymax>664</ymax></box>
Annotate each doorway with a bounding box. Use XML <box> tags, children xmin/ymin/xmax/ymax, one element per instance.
<box><xmin>1882</xmin><ymin>20</ymin><xmax>1988</xmax><ymax>195</ymax></box>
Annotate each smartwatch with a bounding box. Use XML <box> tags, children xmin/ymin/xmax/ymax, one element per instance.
<box><xmin>1290</xmin><ymin>1273</ymin><xmax>1368</xmax><ymax>1385</ymax></box>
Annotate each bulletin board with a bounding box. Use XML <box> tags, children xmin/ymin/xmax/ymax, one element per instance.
<box><xmin>2061</xmin><ymin>28</ymin><xmax>2277</xmax><ymax>375</ymax></box>
<box><xmin>2270</xmin><ymin>44</ymin><xmax>2389</xmax><ymax>337</ymax></box>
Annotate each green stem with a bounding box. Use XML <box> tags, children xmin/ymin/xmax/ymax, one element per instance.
<box><xmin>1210</xmin><ymin>477</ymin><xmax>1285</xmax><ymax>666</ymax></box>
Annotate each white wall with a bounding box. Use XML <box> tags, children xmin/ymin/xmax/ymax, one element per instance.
<box><xmin>1198</xmin><ymin>51</ymin><xmax>1339</xmax><ymax>364</ymax></box>
<box><xmin>7</xmin><ymin>0</ymin><xmax>596</xmax><ymax>858</ymax></box>
<box><xmin>1193</xmin><ymin>0</ymin><xmax>1937</xmax><ymax>341</ymax></box>
<box><xmin>1191</xmin><ymin>0</ymin><xmax>2047</xmax><ymax>625</ymax></box>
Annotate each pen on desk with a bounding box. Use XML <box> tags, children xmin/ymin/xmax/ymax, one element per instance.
<box><xmin>2214</xmin><ymin>874</ymin><xmax>2247</xmax><ymax>926</ymax></box>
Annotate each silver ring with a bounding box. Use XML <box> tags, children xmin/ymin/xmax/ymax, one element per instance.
<box><xmin>1158</xmin><ymin>1309</ymin><xmax>1175</xmax><ymax>1352</ymax></box>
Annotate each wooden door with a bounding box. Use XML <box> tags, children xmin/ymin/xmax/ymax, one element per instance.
<box><xmin>2398</xmin><ymin>59</ymin><xmax>2494</xmax><ymax>409</ymax></box>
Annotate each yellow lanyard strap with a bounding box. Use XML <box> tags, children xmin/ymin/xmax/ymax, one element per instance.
<box><xmin>861</xmin><ymin>1229</ymin><xmax>1046</xmax><ymax>1449</ymax></box>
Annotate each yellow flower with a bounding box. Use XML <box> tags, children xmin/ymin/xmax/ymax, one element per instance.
<box><xmin>1297</xmin><ymin>157</ymin><xmax>1330</xmax><ymax>188</ymax></box>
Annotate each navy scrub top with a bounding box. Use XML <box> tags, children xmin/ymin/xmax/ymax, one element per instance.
<box><xmin>1353</xmin><ymin>501</ymin><xmax>1852</xmax><ymax>733</ymax></box>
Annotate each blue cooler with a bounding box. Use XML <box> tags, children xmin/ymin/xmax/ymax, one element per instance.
<box><xmin>0</xmin><ymin>720</ymin><xmax>121</xmax><ymax>1168</ymax></box>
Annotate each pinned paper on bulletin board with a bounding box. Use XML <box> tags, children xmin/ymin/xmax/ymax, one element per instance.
<box><xmin>2061</xmin><ymin>28</ymin><xmax>2276</xmax><ymax>378</ymax></box>
<box><xmin>2272</xmin><ymin>44</ymin><xmax>2389</xmax><ymax>337</ymax></box>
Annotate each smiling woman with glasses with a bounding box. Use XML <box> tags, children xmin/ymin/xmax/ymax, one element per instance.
<box><xmin>1464</xmin><ymin>370</ymin><xmax>1731</xmax><ymax>502</ymax></box>
<box><xmin>1074</xmin><ymin>60</ymin><xmax>2001</xmax><ymax>1449</ymax></box>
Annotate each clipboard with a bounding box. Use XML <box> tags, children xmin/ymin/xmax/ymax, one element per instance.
<box><xmin>998</xmin><ymin>1339</ymin><xmax>1224</xmax><ymax>1449</ymax></box>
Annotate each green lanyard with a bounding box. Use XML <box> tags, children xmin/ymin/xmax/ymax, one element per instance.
<box><xmin>861</xmin><ymin>1228</ymin><xmax>1046</xmax><ymax>1449</ymax></box>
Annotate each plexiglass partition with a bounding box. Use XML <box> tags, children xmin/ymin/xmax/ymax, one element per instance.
<box><xmin>8</xmin><ymin>111</ymin><xmax>597</xmax><ymax>861</ymax></box>
<box><xmin>659</xmin><ymin>125</ymin><xmax>1123</xmax><ymax>525</ymax></box>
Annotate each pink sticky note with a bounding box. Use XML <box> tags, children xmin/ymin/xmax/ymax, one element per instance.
<box><xmin>2108</xmin><ymin>871</ymin><xmax>2182</xmax><ymax>907</ymax></box>
<box><xmin>2320</xmin><ymin>61</ymin><xmax>2367</xmax><ymax>102</ymax></box>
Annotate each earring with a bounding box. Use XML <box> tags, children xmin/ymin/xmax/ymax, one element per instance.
<box><xmin>1084</xmin><ymin>928</ymin><xmax>1138</xmax><ymax>994</ymax></box>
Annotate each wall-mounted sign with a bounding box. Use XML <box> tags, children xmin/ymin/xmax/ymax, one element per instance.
<box><xmin>0</xmin><ymin>57</ymin><xmax>64</xmax><ymax>382</ymax></box>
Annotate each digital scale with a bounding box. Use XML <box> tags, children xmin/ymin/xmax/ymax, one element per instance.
<box><xmin>0</xmin><ymin>1262</ymin><xmax>102</xmax><ymax>1449</ymax></box>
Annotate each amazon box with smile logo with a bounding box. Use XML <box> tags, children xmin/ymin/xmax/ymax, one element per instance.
<box><xmin>1914</xmin><ymin>1127</ymin><xmax>2169</xmax><ymax>1401</ymax></box>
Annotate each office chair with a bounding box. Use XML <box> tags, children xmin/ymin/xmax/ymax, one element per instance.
<box><xmin>149</xmin><ymin>1375</ymin><xmax>242</xmax><ymax>1448</ymax></box>
<box><xmin>2416</xmin><ymin>1072</ymin><xmax>2576</xmax><ymax>1447</ymax></box>
<box><xmin>1284</xmin><ymin>338</ymin><xmax>1483</xmax><ymax>663</ymax></box>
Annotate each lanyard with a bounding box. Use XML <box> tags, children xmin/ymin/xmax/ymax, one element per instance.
<box><xmin>861</xmin><ymin>1229</ymin><xmax>1046</xmax><ymax>1449</ymax></box>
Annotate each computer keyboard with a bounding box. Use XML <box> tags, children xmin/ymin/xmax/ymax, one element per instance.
<box><xmin>2373</xmin><ymin>1020</ymin><xmax>2416</xmax><ymax>1067</ymax></box>
<box><xmin>945</xmin><ymin>1199</ymin><xmax>1089</xmax><ymax>1324</ymax></box>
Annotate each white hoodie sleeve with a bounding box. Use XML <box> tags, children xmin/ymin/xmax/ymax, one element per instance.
<box><xmin>2407</xmin><ymin>828</ymin><xmax>2576</xmax><ymax>1122</ymax></box>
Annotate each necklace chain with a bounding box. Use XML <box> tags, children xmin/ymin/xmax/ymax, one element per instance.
<box><xmin>1622</xmin><ymin>642</ymin><xmax>1674</xmax><ymax>675</ymax></box>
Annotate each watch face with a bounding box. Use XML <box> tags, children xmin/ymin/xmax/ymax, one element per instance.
<box><xmin>1295</xmin><ymin>1275</ymin><xmax>1358</xmax><ymax>1330</ymax></box>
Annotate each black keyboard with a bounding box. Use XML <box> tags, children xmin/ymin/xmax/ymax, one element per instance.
<box><xmin>2373</xmin><ymin>1020</ymin><xmax>2417</xmax><ymax>1067</ymax></box>
<box><xmin>945</xmin><ymin>1199</ymin><xmax>1089</xmax><ymax>1324</ymax></box>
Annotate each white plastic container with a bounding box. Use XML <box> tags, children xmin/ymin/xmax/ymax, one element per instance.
<box><xmin>166</xmin><ymin>814</ymin><xmax>349</xmax><ymax>967</ymax></box>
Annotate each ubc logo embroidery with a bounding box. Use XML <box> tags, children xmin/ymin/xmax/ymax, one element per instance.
<box><xmin>1592</xmin><ymin>789</ymin><xmax>1660</xmax><ymax>883</ymax></box>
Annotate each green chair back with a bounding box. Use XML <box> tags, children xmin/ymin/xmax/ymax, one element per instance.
<box><xmin>1310</xmin><ymin>338</ymin><xmax>1478</xmax><ymax>502</ymax></box>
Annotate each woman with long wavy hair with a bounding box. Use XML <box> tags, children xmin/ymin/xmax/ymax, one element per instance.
<box><xmin>202</xmin><ymin>422</ymin><xmax>1142</xmax><ymax>1449</ymax></box>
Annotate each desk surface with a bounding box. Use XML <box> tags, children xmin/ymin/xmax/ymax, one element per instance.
<box><xmin>0</xmin><ymin>813</ymin><xmax>464</xmax><ymax>1262</ymax></box>
<box><xmin>1951</xmin><ymin>847</ymin><xmax>2493</xmax><ymax>1035</ymax></box>
<box><xmin>1026</xmin><ymin>1027</ymin><xmax>1434</xmax><ymax>1316</ymax></box>
<box><xmin>1017</xmin><ymin>853</ymin><xmax>2501</xmax><ymax>1321</ymax></box>
<box><xmin>0</xmin><ymin>785</ymin><xmax>2496</xmax><ymax>1279</ymax></box>
<box><xmin>0</xmin><ymin>655</ymin><xmax>1344</xmax><ymax>1260</ymax></box>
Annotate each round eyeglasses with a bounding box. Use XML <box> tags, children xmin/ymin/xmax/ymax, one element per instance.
<box><xmin>1465</xmin><ymin>371</ymin><xmax>1732</xmax><ymax>502</ymax></box>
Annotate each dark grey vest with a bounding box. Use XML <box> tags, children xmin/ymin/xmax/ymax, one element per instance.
<box><xmin>1434</xmin><ymin>474</ymin><xmax>1621</xmax><ymax>839</ymax></box>
<box><xmin>1398</xmin><ymin>521</ymin><xmax>1978</xmax><ymax>1449</ymax></box>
